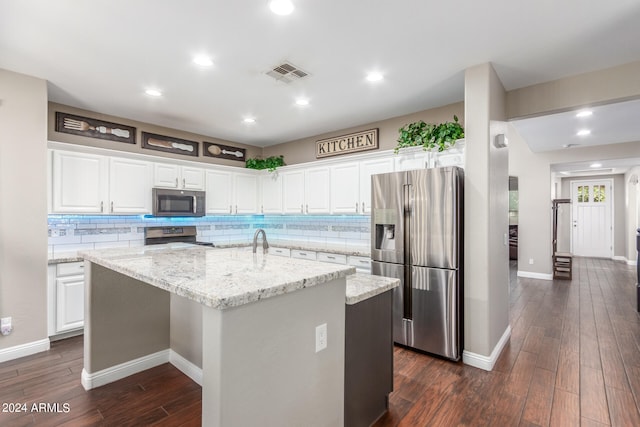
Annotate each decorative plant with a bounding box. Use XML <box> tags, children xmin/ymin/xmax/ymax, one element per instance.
<box><xmin>394</xmin><ymin>115</ymin><xmax>464</xmax><ymax>154</ymax></box>
<box><xmin>245</xmin><ymin>155</ymin><xmax>285</xmax><ymax>172</ymax></box>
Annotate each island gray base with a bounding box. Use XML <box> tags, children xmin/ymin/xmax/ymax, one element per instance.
<box><xmin>82</xmin><ymin>261</ymin><xmax>347</xmax><ymax>427</ymax></box>
<box><xmin>345</xmin><ymin>290</ymin><xmax>393</xmax><ymax>427</ymax></box>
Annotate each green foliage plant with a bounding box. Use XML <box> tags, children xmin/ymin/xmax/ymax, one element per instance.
<box><xmin>245</xmin><ymin>155</ymin><xmax>285</xmax><ymax>172</ymax></box>
<box><xmin>394</xmin><ymin>115</ymin><xmax>464</xmax><ymax>154</ymax></box>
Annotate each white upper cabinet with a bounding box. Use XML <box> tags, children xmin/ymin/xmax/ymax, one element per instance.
<box><xmin>260</xmin><ymin>172</ymin><xmax>283</xmax><ymax>214</ymax></box>
<box><xmin>304</xmin><ymin>166</ymin><xmax>330</xmax><ymax>214</ymax></box>
<box><xmin>205</xmin><ymin>169</ymin><xmax>259</xmax><ymax>214</ymax></box>
<box><xmin>282</xmin><ymin>170</ymin><xmax>305</xmax><ymax>214</ymax></box>
<box><xmin>330</xmin><ymin>162</ymin><xmax>360</xmax><ymax>214</ymax></box>
<box><xmin>205</xmin><ymin>169</ymin><xmax>233</xmax><ymax>214</ymax></box>
<box><xmin>153</xmin><ymin>163</ymin><xmax>204</xmax><ymax>190</ymax></box>
<box><xmin>234</xmin><ymin>172</ymin><xmax>259</xmax><ymax>214</ymax></box>
<box><xmin>358</xmin><ymin>157</ymin><xmax>394</xmax><ymax>214</ymax></box>
<box><xmin>109</xmin><ymin>158</ymin><xmax>152</xmax><ymax>214</ymax></box>
<box><xmin>52</xmin><ymin>151</ymin><xmax>109</xmax><ymax>214</ymax></box>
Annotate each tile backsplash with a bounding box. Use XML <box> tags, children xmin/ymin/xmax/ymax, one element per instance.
<box><xmin>48</xmin><ymin>214</ymin><xmax>371</xmax><ymax>257</ymax></box>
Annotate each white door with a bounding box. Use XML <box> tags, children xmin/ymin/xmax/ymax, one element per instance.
<box><xmin>205</xmin><ymin>170</ymin><xmax>233</xmax><ymax>214</ymax></box>
<box><xmin>571</xmin><ymin>179</ymin><xmax>613</xmax><ymax>257</ymax></box>
<box><xmin>234</xmin><ymin>173</ymin><xmax>259</xmax><ymax>214</ymax></box>
<box><xmin>56</xmin><ymin>275</ymin><xmax>85</xmax><ymax>332</ymax></box>
<box><xmin>330</xmin><ymin>162</ymin><xmax>359</xmax><ymax>214</ymax></box>
<box><xmin>359</xmin><ymin>157</ymin><xmax>394</xmax><ymax>214</ymax></box>
<box><xmin>305</xmin><ymin>167</ymin><xmax>331</xmax><ymax>214</ymax></box>
<box><xmin>109</xmin><ymin>158</ymin><xmax>152</xmax><ymax>214</ymax></box>
<box><xmin>282</xmin><ymin>170</ymin><xmax>305</xmax><ymax>214</ymax></box>
<box><xmin>260</xmin><ymin>173</ymin><xmax>283</xmax><ymax>214</ymax></box>
<box><xmin>51</xmin><ymin>151</ymin><xmax>108</xmax><ymax>213</ymax></box>
<box><xmin>181</xmin><ymin>166</ymin><xmax>205</xmax><ymax>190</ymax></box>
<box><xmin>153</xmin><ymin>163</ymin><xmax>180</xmax><ymax>188</ymax></box>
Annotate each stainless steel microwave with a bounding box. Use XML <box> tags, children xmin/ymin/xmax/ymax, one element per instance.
<box><xmin>152</xmin><ymin>188</ymin><xmax>206</xmax><ymax>217</ymax></box>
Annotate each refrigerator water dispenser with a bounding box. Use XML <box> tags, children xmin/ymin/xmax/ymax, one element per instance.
<box><xmin>375</xmin><ymin>224</ymin><xmax>396</xmax><ymax>250</ymax></box>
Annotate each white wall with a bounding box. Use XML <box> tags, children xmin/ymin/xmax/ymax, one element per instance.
<box><xmin>0</xmin><ymin>69</ymin><xmax>48</xmax><ymax>351</ymax></box>
<box><xmin>625</xmin><ymin>167</ymin><xmax>640</xmax><ymax>264</ymax></box>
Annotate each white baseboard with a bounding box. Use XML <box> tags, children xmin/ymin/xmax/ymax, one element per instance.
<box><xmin>81</xmin><ymin>349</ymin><xmax>170</xmax><ymax>390</ymax></box>
<box><xmin>0</xmin><ymin>338</ymin><xmax>50</xmax><ymax>363</ymax></box>
<box><xmin>612</xmin><ymin>256</ymin><xmax>627</xmax><ymax>262</ymax></box>
<box><xmin>463</xmin><ymin>325</ymin><xmax>511</xmax><ymax>371</ymax></box>
<box><xmin>627</xmin><ymin>259</ymin><xmax>638</xmax><ymax>266</ymax></box>
<box><xmin>517</xmin><ymin>270</ymin><xmax>553</xmax><ymax>280</ymax></box>
<box><xmin>169</xmin><ymin>350</ymin><xmax>202</xmax><ymax>386</ymax></box>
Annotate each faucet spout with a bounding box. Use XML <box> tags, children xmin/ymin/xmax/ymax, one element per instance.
<box><xmin>252</xmin><ymin>229</ymin><xmax>269</xmax><ymax>254</ymax></box>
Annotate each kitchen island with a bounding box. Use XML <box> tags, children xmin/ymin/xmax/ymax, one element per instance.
<box><xmin>80</xmin><ymin>244</ymin><xmax>355</xmax><ymax>427</ymax></box>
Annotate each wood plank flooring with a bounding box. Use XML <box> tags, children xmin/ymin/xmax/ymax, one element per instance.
<box><xmin>375</xmin><ymin>258</ymin><xmax>640</xmax><ymax>426</ymax></box>
<box><xmin>0</xmin><ymin>257</ymin><xmax>637</xmax><ymax>426</ymax></box>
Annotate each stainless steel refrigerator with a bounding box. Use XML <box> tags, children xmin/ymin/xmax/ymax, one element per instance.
<box><xmin>371</xmin><ymin>167</ymin><xmax>463</xmax><ymax>360</ymax></box>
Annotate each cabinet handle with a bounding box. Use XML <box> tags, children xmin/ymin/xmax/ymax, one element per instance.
<box><xmin>362</xmin><ymin>202</ymin><xmax>365</xmax><ymax>212</ymax></box>
<box><xmin>235</xmin><ymin>205</ymin><xmax>238</xmax><ymax>214</ymax></box>
<box><xmin>100</xmin><ymin>201</ymin><xmax>104</xmax><ymax>212</ymax></box>
<box><xmin>175</xmin><ymin>178</ymin><xmax>179</xmax><ymax>187</ymax></box>
<box><xmin>306</xmin><ymin>204</ymin><xmax>309</xmax><ymax>214</ymax></box>
<box><xmin>110</xmin><ymin>201</ymin><xmax>114</xmax><ymax>213</ymax></box>
<box><xmin>229</xmin><ymin>205</ymin><xmax>232</xmax><ymax>214</ymax></box>
<box><xmin>183</xmin><ymin>178</ymin><xmax>186</xmax><ymax>188</ymax></box>
<box><xmin>327</xmin><ymin>256</ymin><xmax>336</xmax><ymax>259</ymax></box>
<box><xmin>356</xmin><ymin>202</ymin><xmax>359</xmax><ymax>212</ymax></box>
<box><xmin>261</xmin><ymin>205</ymin><xmax>264</xmax><ymax>214</ymax></box>
<box><xmin>301</xmin><ymin>204</ymin><xmax>304</xmax><ymax>213</ymax></box>
<box><xmin>300</xmin><ymin>253</ymin><xmax>307</xmax><ymax>256</ymax></box>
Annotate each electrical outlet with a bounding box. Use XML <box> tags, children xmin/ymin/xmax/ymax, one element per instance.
<box><xmin>315</xmin><ymin>323</ymin><xmax>327</xmax><ymax>353</ymax></box>
<box><xmin>529</xmin><ymin>258</ymin><xmax>534</xmax><ymax>265</ymax></box>
<box><xmin>1</xmin><ymin>317</ymin><xmax>13</xmax><ymax>336</ymax></box>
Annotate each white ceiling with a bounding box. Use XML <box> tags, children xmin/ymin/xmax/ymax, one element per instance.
<box><xmin>2</xmin><ymin>0</ymin><xmax>640</xmax><ymax>153</ymax></box>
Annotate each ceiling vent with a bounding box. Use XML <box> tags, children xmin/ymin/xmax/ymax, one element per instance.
<box><xmin>265</xmin><ymin>61</ymin><xmax>309</xmax><ymax>83</ymax></box>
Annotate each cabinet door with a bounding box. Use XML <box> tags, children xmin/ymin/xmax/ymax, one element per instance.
<box><xmin>109</xmin><ymin>158</ymin><xmax>152</xmax><ymax>214</ymax></box>
<box><xmin>260</xmin><ymin>173</ymin><xmax>283</xmax><ymax>214</ymax></box>
<box><xmin>153</xmin><ymin>163</ymin><xmax>180</xmax><ymax>188</ymax></box>
<box><xmin>181</xmin><ymin>166</ymin><xmax>205</xmax><ymax>190</ymax></box>
<box><xmin>52</xmin><ymin>151</ymin><xmax>108</xmax><ymax>213</ymax></box>
<box><xmin>305</xmin><ymin>167</ymin><xmax>330</xmax><ymax>214</ymax></box>
<box><xmin>282</xmin><ymin>170</ymin><xmax>305</xmax><ymax>214</ymax></box>
<box><xmin>56</xmin><ymin>275</ymin><xmax>84</xmax><ymax>333</ymax></box>
<box><xmin>205</xmin><ymin>170</ymin><xmax>233</xmax><ymax>214</ymax></box>
<box><xmin>330</xmin><ymin>163</ymin><xmax>360</xmax><ymax>214</ymax></box>
<box><xmin>359</xmin><ymin>157</ymin><xmax>394</xmax><ymax>214</ymax></box>
<box><xmin>234</xmin><ymin>173</ymin><xmax>259</xmax><ymax>214</ymax></box>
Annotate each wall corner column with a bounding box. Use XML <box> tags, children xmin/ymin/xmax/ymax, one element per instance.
<box><xmin>463</xmin><ymin>63</ymin><xmax>510</xmax><ymax>369</ymax></box>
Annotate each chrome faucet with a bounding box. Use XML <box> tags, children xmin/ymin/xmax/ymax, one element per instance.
<box><xmin>252</xmin><ymin>229</ymin><xmax>269</xmax><ymax>254</ymax></box>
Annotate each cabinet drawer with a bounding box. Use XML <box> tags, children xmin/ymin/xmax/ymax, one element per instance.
<box><xmin>56</xmin><ymin>261</ymin><xmax>85</xmax><ymax>277</ymax></box>
<box><xmin>348</xmin><ymin>256</ymin><xmax>371</xmax><ymax>269</ymax></box>
<box><xmin>317</xmin><ymin>252</ymin><xmax>347</xmax><ymax>264</ymax></box>
<box><xmin>269</xmin><ymin>247</ymin><xmax>291</xmax><ymax>257</ymax></box>
<box><xmin>291</xmin><ymin>250</ymin><xmax>317</xmax><ymax>260</ymax></box>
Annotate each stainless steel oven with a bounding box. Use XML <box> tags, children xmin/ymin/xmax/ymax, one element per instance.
<box><xmin>152</xmin><ymin>188</ymin><xmax>205</xmax><ymax>217</ymax></box>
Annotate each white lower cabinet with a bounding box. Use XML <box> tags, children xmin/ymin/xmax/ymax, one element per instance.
<box><xmin>348</xmin><ymin>255</ymin><xmax>372</xmax><ymax>273</ymax></box>
<box><xmin>48</xmin><ymin>262</ymin><xmax>85</xmax><ymax>336</ymax></box>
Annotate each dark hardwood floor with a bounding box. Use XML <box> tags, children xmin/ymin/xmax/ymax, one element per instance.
<box><xmin>1</xmin><ymin>257</ymin><xmax>638</xmax><ymax>426</ymax></box>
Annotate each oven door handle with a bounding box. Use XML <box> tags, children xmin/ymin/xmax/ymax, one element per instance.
<box><xmin>193</xmin><ymin>196</ymin><xmax>197</xmax><ymax>214</ymax></box>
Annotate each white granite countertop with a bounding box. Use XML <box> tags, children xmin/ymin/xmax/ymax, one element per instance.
<box><xmin>345</xmin><ymin>273</ymin><xmax>399</xmax><ymax>305</ymax></box>
<box><xmin>79</xmin><ymin>244</ymin><xmax>355</xmax><ymax>310</ymax></box>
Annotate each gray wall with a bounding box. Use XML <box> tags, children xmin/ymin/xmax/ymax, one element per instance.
<box><xmin>0</xmin><ymin>69</ymin><xmax>48</xmax><ymax>351</ymax></box>
<box><xmin>263</xmin><ymin>102</ymin><xmax>464</xmax><ymax>165</ymax></box>
<box><xmin>463</xmin><ymin>63</ymin><xmax>510</xmax><ymax>359</ymax></box>
<box><xmin>48</xmin><ymin>102</ymin><xmax>262</xmax><ymax>168</ymax></box>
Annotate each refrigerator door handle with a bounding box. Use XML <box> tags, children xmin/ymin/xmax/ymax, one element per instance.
<box><xmin>403</xmin><ymin>183</ymin><xmax>412</xmax><ymax>320</ymax></box>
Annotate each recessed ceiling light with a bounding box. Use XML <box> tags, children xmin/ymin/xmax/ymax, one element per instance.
<box><xmin>145</xmin><ymin>89</ymin><xmax>162</xmax><ymax>97</ymax></box>
<box><xmin>193</xmin><ymin>55</ymin><xmax>213</xmax><ymax>67</ymax></box>
<box><xmin>243</xmin><ymin>117</ymin><xmax>256</xmax><ymax>124</ymax></box>
<box><xmin>590</xmin><ymin>162</ymin><xmax>602</xmax><ymax>168</ymax></box>
<box><xmin>295</xmin><ymin>98</ymin><xmax>309</xmax><ymax>106</ymax></box>
<box><xmin>269</xmin><ymin>0</ymin><xmax>294</xmax><ymax>15</ymax></box>
<box><xmin>576</xmin><ymin>129</ymin><xmax>591</xmax><ymax>136</ymax></box>
<box><xmin>366</xmin><ymin>72</ymin><xmax>384</xmax><ymax>82</ymax></box>
<box><xmin>576</xmin><ymin>110</ymin><xmax>593</xmax><ymax>118</ymax></box>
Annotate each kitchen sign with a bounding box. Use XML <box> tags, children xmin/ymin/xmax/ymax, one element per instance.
<box><xmin>316</xmin><ymin>128</ymin><xmax>378</xmax><ymax>158</ymax></box>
